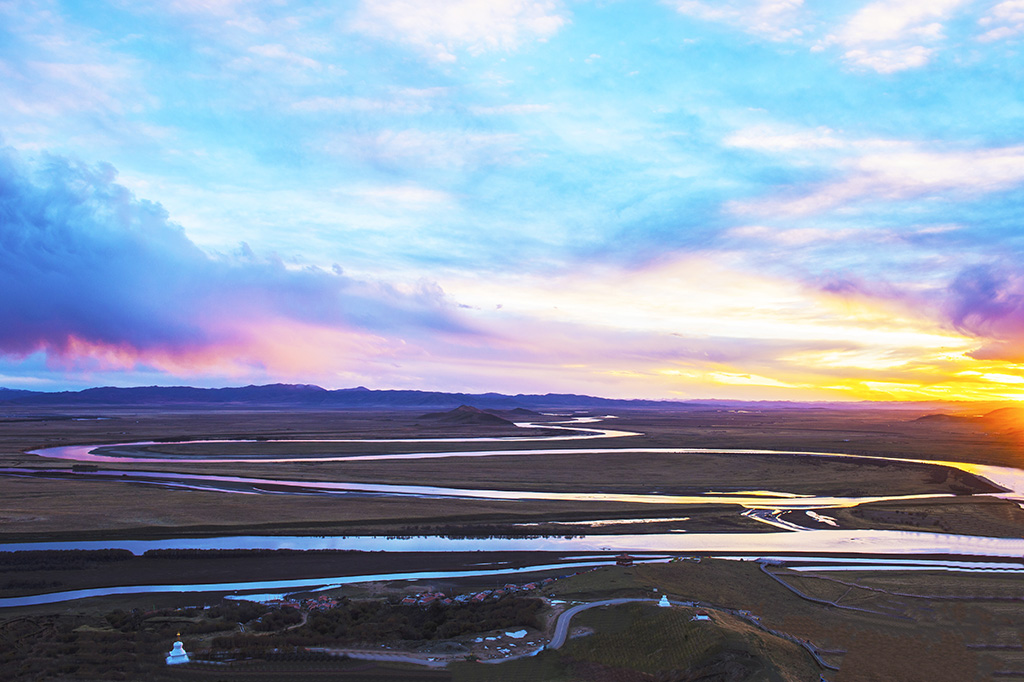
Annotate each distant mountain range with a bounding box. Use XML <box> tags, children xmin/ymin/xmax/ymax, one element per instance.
<box><xmin>0</xmin><ymin>383</ymin><xmax>981</xmax><ymax>411</ymax></box>
<box><xmin>0</xmin><ymin>383</ymin><xmax>696</xmax><ymax>410</ymax></box>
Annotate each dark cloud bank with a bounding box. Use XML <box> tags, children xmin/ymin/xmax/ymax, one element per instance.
<box><xmin>949</xmin><ymin>265</ymin><xmax>1024</xmax><ymax>362</ymax></box>
<box><xmin>0</xmin><ymin>145</ymin><xmax>467</xmax><ymax>365</ymax></box>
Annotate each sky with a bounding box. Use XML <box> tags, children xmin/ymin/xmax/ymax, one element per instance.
<box><xmin>2</xmin><ymin>0</ymin><xmax>1024</xmax><ymax>402</ymax></box>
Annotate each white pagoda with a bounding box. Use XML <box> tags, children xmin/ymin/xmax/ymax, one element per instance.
<box><xmin>658</xmin><ymin>594</ymin><xmax>671</xmax><ymax>607</ymax></box>
<box><xmin>166</xmin><ymin>635</ymin><xmax>190</xmax><ymax>665</ymax></box>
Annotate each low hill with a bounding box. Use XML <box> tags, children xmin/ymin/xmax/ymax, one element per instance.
<box><xmin>554</xmin><ymin>601</ymin><xmax>817</xmax><ymax>682</ymax></box>
<box><xmin>912</xmin><ymin>413</ymin><xmax>972</xmax><ymax>424</ymax></box>
<box><xmin>981</xmin><ymin>406</ymin><xmax>1024</xmax><ymax>423</ymax></box>
<box><xmin>419</xmin><ymin>405</ymin><xmax>515</xmax><ymax>426</ymax></box>
<box><xmin>914</xmin><ymin>407</ymin><xmax>1024</xmax><ymax>434</ymax></box>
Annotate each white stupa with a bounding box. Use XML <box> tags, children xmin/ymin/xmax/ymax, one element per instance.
<box><xmin>657</xmin><ymin>594</ymin><xmax>671</xmax><ymax>607</ymax></box>
<box><xmin>166</xmin><ymin>635</ymin><xmax>190</xmax><ymax>665</ymax></box>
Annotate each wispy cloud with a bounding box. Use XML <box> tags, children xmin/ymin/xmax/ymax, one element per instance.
<box><xmin>469</xmin><ymin>103</ymin><xmax>553</xmax><ymax>115</ymax></box>
<box><xmin>977</xmin><ymin>0</ymin><xmax>1024</xmax><ymax>42</ymax></box>
<box><xmin>327</xmin><ymin>129</ymin><xmax>524</xmax><ymax>169</ymax></box>
<box><xmin>731</xmin><ymin>137</ymin><xmax>1024</xmax><ymax>217</ymax></box>
<box><xmin>246</xmin><ymin>43</ymin><xmax>322</xmax><ymax>70</ymax></box>
<box><xmin>668</xmin><ymin>0</ymin><xmax>809</xmax><ymax>41</ymax></box>
<box><xmin>723</xmin><ymin>125</ymin><xmax>848</xmax><ymax>153</ymax></box>
<box><xmin>348</xmin><ymin>0</ymin><xmax>569</xmax><ymax>62</ymax></box>
<box><xmin>290</xmin><ymin>95</ymin><xmax>433</xmax><ymax>115</ymax></box>
<box><xmin>348</xmin><ymin>184</ymin><xmax>454</xmax><ymax>206</ymax></box>
<box><xmin>817</xmin><ymin>0</ymin><xmax>971</xmax><ymax>72</ymax></box>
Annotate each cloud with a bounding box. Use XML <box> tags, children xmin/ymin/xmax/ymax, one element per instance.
<box><xmin>731</xmin><ymin>142</ymin><xmax>1024</xmax><ymax>217</ymax></box>
<box><xmin>165</xmin><ymin>0</ymin><xmax>251</xmax><ymax>17</ymax></box>
<box><xmin>977</xmin><ymin>0</ymin><xmax>1024</xmax><ymax>42</ymax></box>
<box><xmin>349</xmin><ymin>184</ymin><xmax>453</xmax><ymax>206</ymax></box>
<box><xmin>669</xmin><ymin>0</ymin><xmax>975</xmax><ymax>72</ymax></box>
<box><xmin>668</xmin><ymin>0</ymin><xmax>808</xmax><ymax>41</ymax></box>
<box><xmin>726</xmin><ymin>225</ymin><xmax>859</xmax><ymax>246</ymax></box>
<box><xmin>469</xmin><ymin>103</ymin><xmax>553</xmax><ymax>115</ymax></box>
<box><xmin>724</xmin><ymin>125</ymin><xmax>847</xmax><ymax>153</ymax></box>
<box><xmin>0</xmin><ymin>144</ymin><xmax>473</xmax><ymax>375</ymax></box>
<box><xmin>247</xmin><ymin>44</ymin><xmax>322</xmax><ymax>70</ymax></box>
<box><xmin>820</xmin><ymin>0</ymin><xmax>970</xmax><ymax>72</ymax></box>
<box><xmin>290</xmin><ymin>95</ymin><xmax>433</xmax><ymax>115</ymax></box>
<box><xmin>348</xmin><ymin>0</ymin><xmax>569</xmax><ymax>62</ymax></box>
<box><xmin>840</xmin><ymin>45</ymin><xmax>934</xmax><ymax>73</ymax></box>
<box><xmin>946</xmin><ymin>264</ymin><xmax>1024</xmax><ymax>361</ymax></box>
<box><xmin>327</xmin><ymin>129</ymin><xmax>524</xmax><ymax>169</ymax></box>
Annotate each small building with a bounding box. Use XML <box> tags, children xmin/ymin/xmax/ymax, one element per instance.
<box><xmin>166</xmin><ymin>636</ymin><xmax>190</xmax><ymax>665</ymax></box>
<box><xmin>692</xmin><ymin>610</ymin><xmax>711</xmax><ymax>621</ymax></box>
<box><xmin>616</xmin><ymin>554</ymin><xmax>634</xmax><ymax>566</ymax></box>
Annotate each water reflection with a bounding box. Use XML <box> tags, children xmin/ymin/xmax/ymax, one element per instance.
<box><xmin>0</xmin><ymin>466</ymin><xmax>958</xmax><ymax>510</ymax></box>
<box><xmin>18</xmin><ymin>415</ymin><xmax>1024</xmax><ymax>515</ymax></box>
<box><xmin>4</xmin><ymin>530</ymin><xmax>1024</xmax><ymax>557</ymax></box>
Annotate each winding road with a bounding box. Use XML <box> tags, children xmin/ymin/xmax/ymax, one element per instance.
<box><xmin>547</xmin><ymin>598</ymin><xmax>658</xmax><ymax>649</ymax></box>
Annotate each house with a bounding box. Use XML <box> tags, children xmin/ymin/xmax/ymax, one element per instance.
<box><xmin>616</xmin><ymin>554</ymin><xmax>634</xmax><ymax>566</ymax></box>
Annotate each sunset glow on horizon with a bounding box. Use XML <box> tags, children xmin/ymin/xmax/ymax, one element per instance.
<box><xmin>3</xmin><ymin>1</ymin><xmax>1024</xmax><ymax>402</ymax></box>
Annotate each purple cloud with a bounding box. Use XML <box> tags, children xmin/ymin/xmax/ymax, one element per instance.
<box><xmin>0</xmin><ymin>144</ymin><xmax>473</xmax><ymax>369</ymax></box>
<box><xmin>947</xmin><ymin>264</ymin><xmax>1024</xmax><ymax>361</ymax></box>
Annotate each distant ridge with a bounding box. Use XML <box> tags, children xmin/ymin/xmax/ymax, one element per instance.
<box><xmin>0</xmin><ymin>383</ymin><xmax>997</xmax><ymax>411</ymax></box>
<box><xmin>0</xmin><ymin>388</ymin><xmax>35</xmax><ymax>400</ymax></box>
<box><xmin>0</xmin><ymin>383</ymin><xmax>696</xmax><ymax>410</ymax></box>
<box><xmin>913</xmin><ymin>407</ymin><xmax>1024</xmax><ymax>427</ymax></box>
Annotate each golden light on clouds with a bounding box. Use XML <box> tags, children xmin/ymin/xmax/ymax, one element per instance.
<box><xmin>438</xmin><ymin>253</ymin><xmax>1024</xmax><ymax>402</ymax></box>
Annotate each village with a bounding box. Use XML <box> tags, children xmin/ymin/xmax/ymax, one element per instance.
<box><xmin>170</xmin><ymin>557</ymin><xmax>728</xmax><ymax>668</ymax></box>
<box><xmin>258</xmin><ymin>576</ymin><xmax>559</xmax><ymax>613</ymax></box>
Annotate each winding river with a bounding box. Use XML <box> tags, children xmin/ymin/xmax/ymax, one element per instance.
<box><xmin>5</xmin><ymin>415</ymin><xmax>1024</xmax><ymax>607</ymax></box>
<box><xmin>18</xmin><ymin>416</ymin><xmax>1024</xmax><ymax>509</ymax></box>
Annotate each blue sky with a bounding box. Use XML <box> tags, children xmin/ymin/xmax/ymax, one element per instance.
<box><xmin>3</xmin><ymin>0</ymin><xmax>1024</xmax><ymax>401</ymax></box>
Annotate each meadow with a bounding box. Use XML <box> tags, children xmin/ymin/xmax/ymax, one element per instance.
<box><xmin>2</xmin><ymin>403</ymin><xmax>1024</xmax><ymax>680</ymax></box>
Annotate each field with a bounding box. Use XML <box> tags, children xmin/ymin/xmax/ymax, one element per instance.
<box><xmin>5</xmin><ymin>557</ymin><xmax>1023</xmax><ymax>680</ymax></box>
<box><xmin>1</xmin><ymin>405</ymin><xmax>1022</xmax><ymax>540</ymax></box>
<box><xmin>2</xmin><ymin>403</ymin><xmax>1024</xmax><ymax>680</ymax></box>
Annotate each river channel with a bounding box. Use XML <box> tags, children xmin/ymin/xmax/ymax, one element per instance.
<box><xmin>5</xmin><ymin>415</ymin><xmax>1024</xmax><ymax>607</ymax></box>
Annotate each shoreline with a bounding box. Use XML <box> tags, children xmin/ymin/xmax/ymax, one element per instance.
<box><xmin>2</xmin><ymin>546</ymin><xmax>1024</xmax><ymax>610</ymax></box>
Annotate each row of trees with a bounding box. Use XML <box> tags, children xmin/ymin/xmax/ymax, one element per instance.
<box><xmin>212</xmin><ymin>596</ymin><xmax>544</xmax><ymax>650</ymax></box>
<box><xmin>0</xmin><ymin>549</ymin><xmax>133</xmax><ymax>572</ymax></box>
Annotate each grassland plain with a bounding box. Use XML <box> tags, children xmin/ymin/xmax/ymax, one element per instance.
<box><xmin>2</xmin><ymin>406</ymin><xmax>1023</xmax><ymax>540</ymax></box>
<box><xmin>6</xmin><ymin>557</ymin><xmax>1019</xmax><ymax>680</ymax></box>
<box><xmin>536</xmin><ymin>560</ymin><xmax>999</xmax><ymax>680</ymax></box>
<box><xmin>4</xmin><ymin>405</ymin><xmax>1024</xmax><ymax>680</ymax></box>
<box><xmin>557</xmin><ymin>602</ymin><xmax>817</xmax><ymax>680</ymax></box>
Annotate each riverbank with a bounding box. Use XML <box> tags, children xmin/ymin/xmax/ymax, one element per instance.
<box><xmin>8</xmin><ymin>556</ymin><xmax>1020</xmax><ymax>680</ymax></box>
